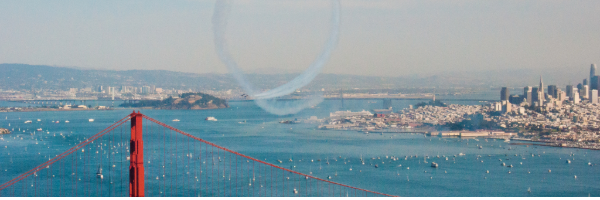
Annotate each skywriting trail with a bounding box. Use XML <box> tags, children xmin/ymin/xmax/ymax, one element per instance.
<box><xmin>212</xmin><ymin>0</ymin><xmax>341</xmax><ymax>115</ymax></box>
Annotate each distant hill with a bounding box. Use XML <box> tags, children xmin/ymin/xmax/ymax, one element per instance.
<box><xmin>0</xmin><ymin>63</ymin><xmax>588</xmax><ymax>92</ymax></box>
<box><xmin>119</xmin><ymin>92</ymin><xmax>228</xmax><ymax>110</ymax></box>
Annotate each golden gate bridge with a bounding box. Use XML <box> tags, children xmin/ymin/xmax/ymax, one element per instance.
<box><xmin>0</xmin><ymin>111</ymin><xmax>395</xmax><ymax>197</ymax></box>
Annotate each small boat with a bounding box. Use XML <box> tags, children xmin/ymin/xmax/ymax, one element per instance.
<box><xmin>205</xmin><ymin>117</ymin><xmax>217</xmax><ymax>121</ymax></box>
<box><xmin>37</xmin><ymin>128</ymin><xmax>42</xmax><ymax>131</ymax></box>
<box><xmin>89</xmin><ymin>119</ymin><xmax>94</xmax><ymax>122</ymax></box>
<box><xmin>431</xmin><ymin>162</ymin><xmax>438</xmax><ymax>168</ymax></box>
<box><xmin>374</xmin><ymin>164</ymin><xmax>378</xmax><ymax>168</ymax></box>
<box><xmin>589</xmin><ymin>162</ymin><xmax>592</xmax><ymax>166</ymax></box>
<box><xmin>486</xmin><ymin>170</ymin><xmax>489</xmax><ymax>173</ymax></box>
<box><xmin>479</xmin><ymin>146</ymin><xmax>483</xmax><ymax>149</ymax></box>
<box><xmin>172</xmin><ymin>119</ymin><xmax>180</xmax><ymax>122</ymax></box>
<box><xmin>502</xmin><ymin>163</ymin><xmax>506</xmax><ymax>166</ymax></box>
<box><xmin>37</xmin><ymin>119</ymin><xmax>41</xmax><ymax>122</ymax></box>
<box><xmin>65</xmin><ymin>120</ymin><xmax>69</xmax><ymax>123</ymax></box>
<box><xmin>566</xmin><ymin>160</ymin><xmax>571</xmax><ymax>164</ymax></box>
<box><xmin>96</xmin><ymin>165</ymin><xmax>103</xmax><ymax>178</ymax></box>
<box><xmin>238</xmin><ymin>120</ymin><xmax>246</xmax><ymax>124</ymax></box>
<box><xmin>528</xmin><ymin>187</ymin><xmax>531</xmax><ymax>193</ymax></box>
<box><xmin>24</xmin><ymin>120</ymin><xmax>32</xmax><ymax>124</ymax></box>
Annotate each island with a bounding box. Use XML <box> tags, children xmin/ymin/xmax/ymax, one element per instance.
<box><xmin>119</xmin><ymin>92</ymin><xmax>228</xmax><ymax>110</ymax></box>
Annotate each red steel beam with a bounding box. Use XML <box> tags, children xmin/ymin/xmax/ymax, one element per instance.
<box><xmin>129</xmin><ymin>111</ymin><xmax>145</xmax><ymax>197</ymax></box>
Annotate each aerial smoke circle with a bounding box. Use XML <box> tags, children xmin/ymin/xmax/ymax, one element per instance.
<box><xmin>212</xmin><ymin>0</ymin><xmax>341</xmax><ymax>115</ymax></box>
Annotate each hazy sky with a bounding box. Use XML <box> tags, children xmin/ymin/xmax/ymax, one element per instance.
<box><xmin>1</xmin><ymin>0</ymin><xmax>599</xmax><ymax>77</ymax></box>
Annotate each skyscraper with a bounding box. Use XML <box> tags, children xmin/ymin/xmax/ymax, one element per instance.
<box><xmin>532</xmin><ymin>87</ymin><xmax>539</xmax><ymax>103</ymax></box>
<box><xmin>548</xmin><ymin>85</ymin><xmax>557</xmax><ymax>98</ymax></box>
<box><xmin>566</xmin><ymin>85</ymin><xmax>573</xmax><ymax>99</ymax></box>
<box><xmin>501</xmin><ymin>87</ymin><xmax>509</xmax><ymax>101</ymax></box>
<box><xmin>583</xmin><ymin>79</ymin><xmax>588</xmax><ymax>86</ymax></box>
<box><xmin>582</xmin><ymin>85</ymin><xmax>590</xmax><ymax>99</ymax></box>
<box><xmin>539</xmin><ymin>76</ymin><xmax>544</xmax><ymax>95</ymax></box>
<box><xmin>591</xmin><ymin>64</ymin><xmax>597</xmax><ymax>85</ymax></box>
<box><xmin>524</xmin><ymin>86</ymin><xmax>532</xmax><ymax>105</ymax></box>
<box><xmin>592</xmin><ymin>76</ymin><xmax>600</xmax><ymax>91</ymax></box>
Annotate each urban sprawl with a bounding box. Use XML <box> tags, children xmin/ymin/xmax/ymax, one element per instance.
<box><xmin>318</xmin><ymin>64</ymin><xmax>600</xmax><ymax>150</ymax></box>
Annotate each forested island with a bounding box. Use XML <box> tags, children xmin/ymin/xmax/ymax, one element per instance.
<box><xmin>119</xmin><ymin>93</ymin><xmax>228</xmax><ymax>110</ymax></box>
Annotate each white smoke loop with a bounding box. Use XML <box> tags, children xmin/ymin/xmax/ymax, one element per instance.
<box><xmin>212</xmin><ymin>0</ymin><xmax>340</xmax><ymax>115</ymax></box>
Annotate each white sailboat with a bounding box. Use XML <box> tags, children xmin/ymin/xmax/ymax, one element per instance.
<box><xmin>96</xmin><ymin>165</ymin><xmax>103</xmax><ymax>179</ymax></box>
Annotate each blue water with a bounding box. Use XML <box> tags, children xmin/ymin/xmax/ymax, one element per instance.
<box><xmin>0</xmin><ymin>99</ymin><xmax>598</xmax><ymax>197</ymax></box>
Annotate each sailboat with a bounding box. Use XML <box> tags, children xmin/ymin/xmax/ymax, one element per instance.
<box><xmin>96</xmin><ymin>165</ymin><xmax>103</xmax><ymax>179</ymax></box>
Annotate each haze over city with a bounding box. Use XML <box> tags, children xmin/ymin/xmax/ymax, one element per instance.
<box><xmin>1</xmin><ymin>0</ymin><xmax>599</xmax><ymax>78</ymax></box>
<box><xmin>2</xmin><ymin>0</ymin><xmax>600</xmax><ymax>198</ymax></box>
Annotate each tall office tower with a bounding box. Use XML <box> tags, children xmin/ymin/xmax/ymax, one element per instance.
<box><xmin>539</xmin><ymin>76</ymin><xmax>544</xmax><ymax>95</ymax></box>
<box><xmin>573</xmin><ymin>90</ymin><xmax>580</xmax><ymax>104</ymax></box>
<box><xmin>592</xmin><ymin>89</ymin><xmax>598</xmax><ymax>104</ymax></box>
<box><xmin>538</xmin><ymin>90</ymin><xmax>545</xmax><ymax>106</ymax></box>
<box><xmin>566</xmin><ymin>85</ymin><xmax>573</xmax><ymax>99</ymax></box>
<box><xmin>501</xmin><ymin>100</ymin><xmax>512</xmax><ymax>113</ymax></box>
<box><xmin>548</xmin><ymin>85</ymin><xmax>557</xmax><ymax>98</ymax></box>
<box><xmin>577</xmin><ymin>83</ymin><xmax>584</xmax><ymax>91</ymax></box>
<box><xmin>501</xmin><ymin>87</ymin><xmax>509</xmax><ymax>101</ymax></box>
<box><xmin>582</xmin><ymin>85</ymin><xmax>590</xmax><ymax>99</ymax></box>
<box><xmin>524</xmin><ymin>86</ymin><xmax>532</xmax><ymax>105</ymax></box>
<box><xmin>592</xmin><ymin>76</ymin><xmax>600</xmax><ymax>91</ymax></box>
<box><xmin>532</xmin><ymin>87</ymin><xmax>539</xmax><ymax>103</ymax></box>
<box><xmin>583</xmin><ymin>79</ymin><xmax>588</xmax><ymax>86</ymax></box>
<box><xmin>591</xmin><ymin>64</ymin><xmax>597</xmax><ymax>85</ymax></box>
<box><xmin>97</xmin><ymin>86</ymin><xmax>103</xmax><ymax>93</ymax></box>
<box><xmin>557</xmin><ymin>89</ymin><xmax>566</xmax><ymax>102</ymax></box>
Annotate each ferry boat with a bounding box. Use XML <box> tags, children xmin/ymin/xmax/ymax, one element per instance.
<box><xmin>172</xmin><ymin>119</ymin><xmax>180</xmax><ymax>122</ymax></box>
<box><xmin>89</xmin><ymin>119</ymin><xmax>94</xmax><ymax>122</ymax></box>
<box><xmin>205</xmin><ymin>117</ymin><xmax>217</xmax><ymax>121</ymax></box>
<box><xmin>24</xmin><ymin>120</ymin><xmax>32</xmax><ymax>124</ymax></box>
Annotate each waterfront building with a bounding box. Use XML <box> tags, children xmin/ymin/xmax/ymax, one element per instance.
<box><xmin>501</xmin><ymin>87</ymin><xmax>509</xmax><ymax>101</ymax></box>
